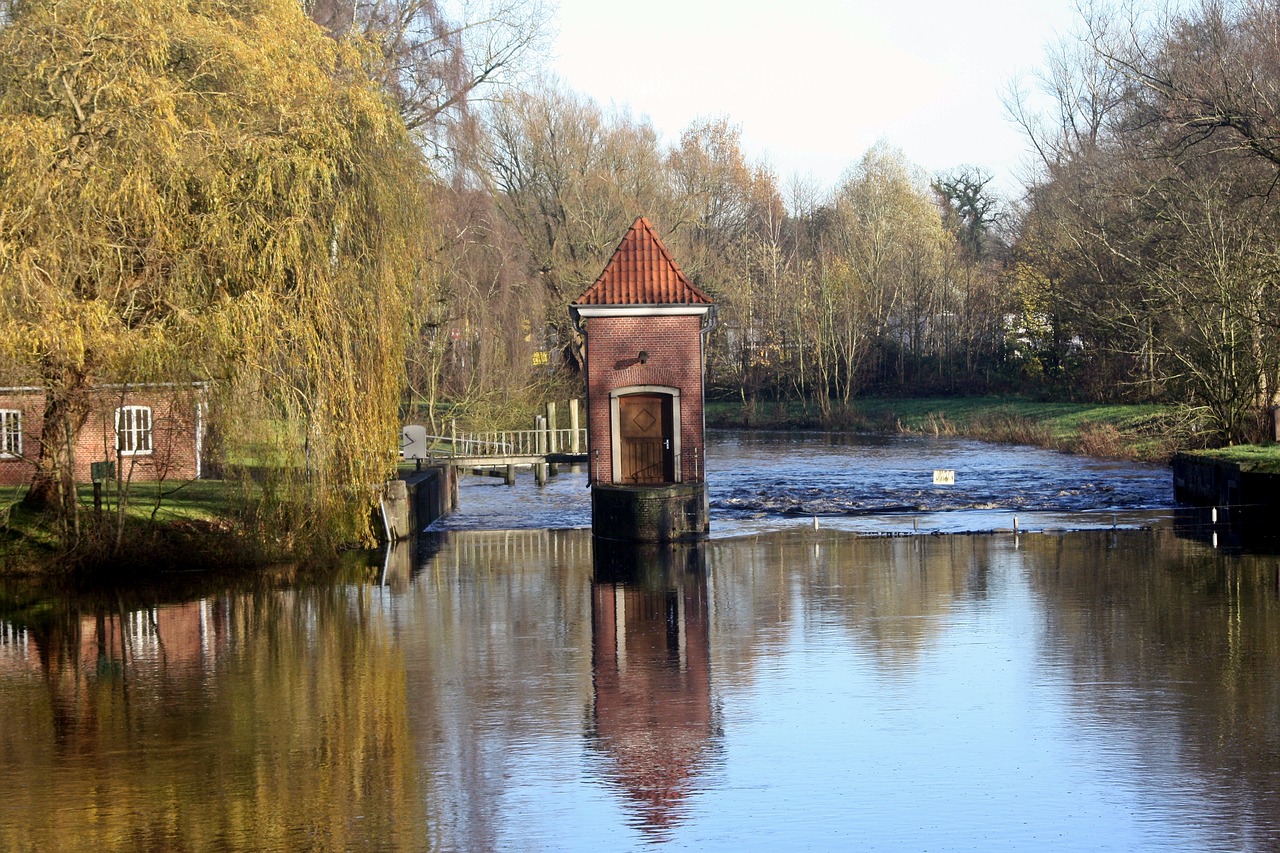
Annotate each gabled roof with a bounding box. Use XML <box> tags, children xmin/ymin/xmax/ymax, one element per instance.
<box><xmin>573</xmin><ymin>218</ymin><xmax>713</xmax><ymax>306</ymax></box>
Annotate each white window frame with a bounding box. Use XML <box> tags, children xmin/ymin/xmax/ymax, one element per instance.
<box><xmin>0</xmin><ymin>410</ymin><xmax>20</xmax><ymax>459</ymax></box>
<box><xmin>116</xmin><ymin>406</ymin><xmax>153</xmax><ymax>456</ymax></box>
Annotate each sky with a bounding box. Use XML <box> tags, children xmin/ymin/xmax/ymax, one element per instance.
<box><xmin>548</xmin><ymin>0</ymin><xmax>1082</xmax><ymax>202</ymax></box>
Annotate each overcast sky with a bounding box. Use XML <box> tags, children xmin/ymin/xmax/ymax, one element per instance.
<box><xmin>548</xmin><ymin>0</ymin><xmax>1082</xmax><ymax>201</ymax></box>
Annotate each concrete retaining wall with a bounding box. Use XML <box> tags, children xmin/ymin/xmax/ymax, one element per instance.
<box><xmin>1171</xmin><ymin>452</ymin><xmax>1280</xmax><ymax>522</ymax></box>
<box><xmin>379</xmin><ymin>465</ymin><xmax>454</xmax><ymax>541</ymax></box>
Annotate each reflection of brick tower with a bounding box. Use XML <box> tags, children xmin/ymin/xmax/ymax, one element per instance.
<box><xmin>590</xmin><ymin>544</ymin><xmax>714</xmax><ymax>835</ymax></box>
<box><xmin>571</xmin><ymin>218</ymin><xmax>714</xmax><ymax>541</ymax></box>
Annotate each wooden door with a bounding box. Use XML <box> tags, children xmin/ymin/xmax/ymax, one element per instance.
<box><xmin>618</xmin><ymin>394</ymin><xmax>674</xmax><ymax>483</ymax></box>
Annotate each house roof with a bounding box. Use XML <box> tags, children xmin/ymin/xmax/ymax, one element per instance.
<box><xmin>573</xmin><ymin>218</ymin><xmax>713</xmax><ymax>306</ymax></box>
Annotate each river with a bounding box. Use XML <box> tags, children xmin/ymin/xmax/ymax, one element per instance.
<box><xmin>434</xmin><ymin>429</ymin><xmax>1176</xmax><ymax>535</ymax></box>
<box><xmin>1</xmin><ymin>433</ymin><xmax>1278</xmax><ymax>852</ymax></box>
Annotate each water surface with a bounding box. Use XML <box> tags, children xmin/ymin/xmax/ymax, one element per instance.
<box><xmin>434</xmin><ymin>430</ymin><xmax>1175</xmax><ymax>536</ymax></box>
<box><xmin>1</xmin><ymin>434</ymin><xmax>1276</xmax><ymax>852</ymax></box>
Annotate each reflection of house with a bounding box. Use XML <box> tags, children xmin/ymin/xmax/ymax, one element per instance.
<box><xmin>591</xmin><ymin>556</ymin><xmax>714</xmax><ymax>834</ymax></box>
<box><xmin>0</xmin><ymin>384</ymin><xmax>205</xmax><ymax>487</ymax></box>
<box><xmin>0</xmin><ymin>601</ymin><xmax>230</xmax><ymax>754</ymax></box>
<box><xmin>0</xmin><ymin>601</ymin><xmax>227</xmax><ymax>677</ymax></box>
<box><xmin>0</xmin><ymin>621</ymin><xmax>32</xmax><ymax>674</ymax></box>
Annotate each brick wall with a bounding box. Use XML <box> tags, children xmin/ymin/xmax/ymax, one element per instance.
<box><xmin>0</xmin><ymin>389</ymin><xmax>41</xmax><ymax>487</ymax></box>
<box><xmin>584</xmin><ymin>314</ymin><xmax>706</xmax><ymax>484</ymax></box>
<box><xmin>0</xmin><ymin>386</ymin><xmax>202</xmax><ymax>488</ymax></box>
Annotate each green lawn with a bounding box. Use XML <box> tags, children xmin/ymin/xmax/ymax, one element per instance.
<box><xmin>2</xmin><ymin>479</ymin><xmax>239</xmax><ymax>553</ymax></box>
<box><xmin>78</xmin><ymin>478</ymin><xmax>241</xmax><ymax>523</ymax></box>
<box><xmin>1186</xmin><ymin>444</ymin><xmax>1280</xmax><ymax>474</ymax></box>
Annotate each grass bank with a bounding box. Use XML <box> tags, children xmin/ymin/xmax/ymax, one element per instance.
<box><xmin>1184</xmin><ymin>444</ymin><xmax>1280</xmax><ymax>474</ymax></box>
<box><xmin>706</xmin><ymin>396</ymin><xmax>1192</xmax><ymax>462</ymax></box>
<box><xmin>0</xmin><ymin>480</ymin><xmax>269</xmax><ymax>576</ymax></box>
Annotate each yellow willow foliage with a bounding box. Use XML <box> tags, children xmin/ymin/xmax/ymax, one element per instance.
<box><xmin>0</xmin><ymin>0</ymin><xmax>433</xmax><ymax>546</ymax></box>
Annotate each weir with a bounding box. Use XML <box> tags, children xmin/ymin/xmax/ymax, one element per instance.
<box><xmin>385</xmin><ymin>219</ymin><xmax>717</xmax><ymax>543</ymax></box>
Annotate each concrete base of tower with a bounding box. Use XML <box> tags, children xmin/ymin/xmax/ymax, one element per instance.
<box><xmin>590</xmin><ymin>482</ymin><xmax>709</xmax><ymax>542</ymax></box>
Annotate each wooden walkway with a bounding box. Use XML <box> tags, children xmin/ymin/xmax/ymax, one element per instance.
<box><xmin>412</xmin><ymin>427</ymin><xmax>588</xmax><ymax>486</ymax></box>
<box><xmin>416</xmin><ymin>427</ymin><xmax>587</xmax><ymax>466</ymax></box>
<box><xmin>403</xmin><ymin>400</ymin><xmax>590</xmax><ymax>486</ymax></box>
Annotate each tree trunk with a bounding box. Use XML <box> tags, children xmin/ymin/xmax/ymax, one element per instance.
<box><xmin>23</xmin><ymin>365</ymin><xmax>92</xmax><ymax>541</ymax></box>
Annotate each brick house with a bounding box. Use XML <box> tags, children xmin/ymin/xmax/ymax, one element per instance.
<box><xmin>0</xmin><ymin>384</ymin><xmax>205</xmax><ymax>488</ymax></box>
<box><xmin>570</xmin><ymin>217</ymin><xmax>715</xmax><ymax>540</ymax></box>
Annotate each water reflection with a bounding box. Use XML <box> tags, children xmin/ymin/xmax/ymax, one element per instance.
<box><xmin>0</xmin><ymin>577</ymin><xmax>426</xmax><ymax>853</ymax></box>
<box><xmin>1025</xmin><ymin>531</ymin><xmax>1280</xmax><ymax>851</ymax></box>
<box><xmin>1</xmin><ymin>528</ymin><xmax>1280</xmax><ymax>850</ymax></box>
<box><xmin>1172</xmin><ymin>505</ymin><xmax>1280</xmax><ymax>555</ymax></box>
<box><xmin>589</xmin><ymin>543</ymin><xmax>718</xmax><ymax>838</ymax></box>
<box><xmin>27</xmin><ymin>601</ymin><xmax>223</xmax><ymax>753</ymax></box>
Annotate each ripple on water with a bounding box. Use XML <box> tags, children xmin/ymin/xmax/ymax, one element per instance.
<box><xmin>431</xmin><ymin>431</ymin><xmax>1175</xmax><ymax>536</ymax></box>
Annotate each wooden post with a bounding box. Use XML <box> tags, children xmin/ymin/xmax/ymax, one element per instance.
<box><xmin>569</xmin><ymin>399</ymin><xmax>580</xmax><ymax>453</ymax></box>
<box><xmin>535</xmin><ymin>415</ymin><xmax>549</xmax><ymax>485</ymax></box>
<box><xmin>449</xmin><ymin>418</ymin><xmax>457</xmax><ymax>456</ymax></box>
<box><xmin>449</xmin><ymin>466</ymin><xmax>459</xmax><ymax>510</ymax></box>
<box><xmin>546</xmin><ymin>401</ymin><xmax>557</xmax><ymax>453</ymax></box>
<box><xmin>505</xmin><ymin>464</ymin><xmax>516</xmax><ymax>487</ymax></box>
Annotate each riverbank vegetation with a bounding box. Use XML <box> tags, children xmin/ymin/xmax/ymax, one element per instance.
<box><xmin>3</xmin><ymin>0</ymin><xmax>1279</xmax><ymax>567</ymax></box>
<box><xmin>707</xmin><ymin>397</ymin><xmax>1189</xmax><ymax>462</ymax></box>
<box><xmin>0</xmin><ymin>0</ymin><xmax>433</xmax><ymax>558</ymax></box>
<box><xmin>2</xmin><ymin>479</ymin><xmax>266</xmax><ymax>574</ymax></box>
<box><xmin>1185</xmin><ymin>445</ymin><xmax>1280</xmax><ymax>475</ymax></box>
<box><xmin>413</xmin><ymin>0</ymin><xmax>1280</xmax><ymax>452</ymax></box>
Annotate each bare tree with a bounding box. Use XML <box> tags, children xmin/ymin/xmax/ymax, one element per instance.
<box><xmin>481</xmin><ymin>81</ymin><xmax>672</xmax><ymax>368</ymax></box>
<box><xmin>1011</xmin><ymin>0</ymin><xmax>1280</xmax><ymax>440</ymax></box>
<box><xmin>308</xmin><ymin>0</ymin><xmax>549</xmax><ymax>163</ymax></box>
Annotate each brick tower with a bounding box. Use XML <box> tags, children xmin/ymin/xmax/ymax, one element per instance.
<box><xmin>570</xmin><ymin>218</ymin><xmax>715</xmax><ymax>541</ymax></box>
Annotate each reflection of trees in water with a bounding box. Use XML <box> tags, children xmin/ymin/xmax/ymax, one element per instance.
<box><xmin>5</xmin><ymin>528</ymin><xmax>1276</xmax><ymax>849</ymax></box>
<box><xmin>0</xmin><ymin>583</ymin><xmax>424</xmax><ymax>852</ymax></box>
<box><xmin>707</xmin><ymin>533</ymin><xmax>1003</xmax><ymax>684</ymax></box>
<box><xmin>1023</xmin><ymin>531</ymin><xmax>1280</xmax><ymax>850</ymax></box>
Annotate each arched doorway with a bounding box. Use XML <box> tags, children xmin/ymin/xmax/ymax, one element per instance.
<box><xmin>611</xmin><ymin>388</ymin><xmax>680</xmax><ymax>484</ymax></box>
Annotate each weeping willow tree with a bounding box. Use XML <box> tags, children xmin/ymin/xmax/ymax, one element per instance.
<box><xmin>0</xmin><ymin>0</ymin><xmax>431</xmax><ymax>549</ymax></box>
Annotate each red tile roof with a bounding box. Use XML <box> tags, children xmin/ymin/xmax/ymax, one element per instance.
<box><xmin>573</xmin><ymin>218</ymin><xmax>713</xmax><ymax>306</ymax></box>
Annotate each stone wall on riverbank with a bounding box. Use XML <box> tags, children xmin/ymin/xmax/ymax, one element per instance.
<box><xmin>381</xmin><ymin>466</ymin><xmax>453</xmax><ymax>541</ymax></box>
<box><xmin>1171</xmin><ymin>453</ymin><xmax>1280</xmax><ymax>517</ymax></box>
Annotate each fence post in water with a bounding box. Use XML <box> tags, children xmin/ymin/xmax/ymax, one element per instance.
<box><xmin>505</xmin><ymin>464</ymin><xmax>516</xmax><ymax>487</ymax></box>
<box><xmin>535</xmin><ymin>415</ymin><xmax>549</xmax><ymax>485</ymax></box>
<box><xmin>546</xmin><ymin>402</ymin><xmax>557</xmax><ymax>453</ymax></box>
<box><xmin>569</xmin><ymin>399</ymin><xmax>580</xmax><ymax>453</ymax></box>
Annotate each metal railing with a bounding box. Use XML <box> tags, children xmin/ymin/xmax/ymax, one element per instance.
<box><xmin>418</xmin><ymin>428</ymin><xmax>588</xmax><ymax>458</ymax></box>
